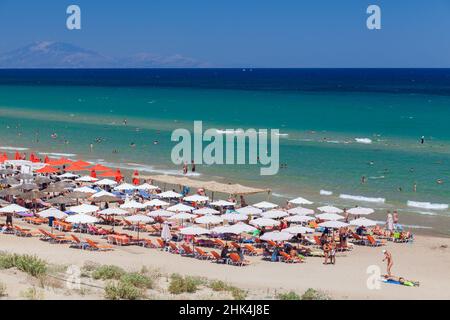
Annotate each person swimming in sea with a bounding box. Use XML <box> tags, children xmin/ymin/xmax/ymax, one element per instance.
<box><xmin>130</xmin><ymin>142</ymin><xmax>136</xmax><ymax>148</ymax></box>
<box><xmin>420</xmin><ymin>136</ymin><xmax>425</xmax><ymax>144</ymax></box>
<box><xmin>361</xmin><ymin>176</ymin><xmax>366</xmax><ymax>184</ymax></box>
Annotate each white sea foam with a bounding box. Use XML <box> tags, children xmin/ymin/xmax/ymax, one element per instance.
<box><xmin>355</xmin><ymin>138</ymin><xmax>372</xmax><ymax>144</ymax></box>
<box><xmin>320</xmin><ymin>190</ymin><xmax>333</xmax><ymax>196</ymax></box>
<box><xmin>96</xmin><ymin>161</ymin><xmax>201</xmax><ymax>177</ymax></box>
<box><xmin>272</xmin><ymin>193</ymin><xmax>290</xmax><ymax>199</ymax></box>
<box><xmin>407</xmin><ymin>201</ymin><xmax>448</xmax><ymax>210</ymax></box>
<box><xmin>340</xmin><ymin>194</ymin><xmax>386</xmax><ymax>203</ymax></box>
<box><xmin>39</xmin><ymin>152</ymin><xmax>77</xmax><ymax>157</ymax></box>
<box><xmin>369</xmin><ymin>176</ymin><xmax>385</xmax><ymax>180</ymax></box>
<box><xmin>0</xmin><ymin>146</ymin><xmax>29</xmax><ymax>151</ymax></box>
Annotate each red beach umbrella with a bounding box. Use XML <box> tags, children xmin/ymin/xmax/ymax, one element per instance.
<box><xmin>64</xmin><ymin>164</ymin><xmax>87</xmax><ymax>172</ymax></box>
<box><xmin>89</xmin><ymin>164</ymin><xmax>110</xmax><ymax>171</ymax></box>
<box><xmin>132</xmin><ymin>170</ymin><xmax>140</xmax><ymax>185</ymax></box>
<box><xmin>36</xmin><ymin>166</ymin><xmax>58</xmax><ymax>174</ymax></box>
<box><xmin>14</xmin><ymin>151</ymin><xmax>21</xmax><ymax>160</ymax></box>
<box><xmin>90</xmin><ymin>169</ymin><xmax>97</xmax><ymax>178</ymax></box>
<box><xmin>71</xmin><ymin>160</ymin><xmax>91</xmax><ymax>167</ymax></box>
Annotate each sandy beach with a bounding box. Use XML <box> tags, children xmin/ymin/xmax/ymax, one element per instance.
<box><xmin>1</xmin><ymin>219</ymin><xmax>449</xmax><ymax>300</ymax></box>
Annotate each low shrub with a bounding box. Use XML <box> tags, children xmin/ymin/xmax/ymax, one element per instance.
<box><xmin>277</xmin><ymin>291</ymin><xmax>301</xmax><ymax>300</ymax></box>
<box><xmin>104</xmin><ymin>280</ymin><xmax>145</xmax><ymax>300</ymax></box>
<box><xmin>92</xmin><ymin>265</ymin><xmax>125</xmax><ymax>280</ymax></box>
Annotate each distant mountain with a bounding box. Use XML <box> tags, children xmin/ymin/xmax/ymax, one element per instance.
<box><xmin>0</xmin><ymin>41</ymin><xmax>209</xmax><ymax>68</ymax></box>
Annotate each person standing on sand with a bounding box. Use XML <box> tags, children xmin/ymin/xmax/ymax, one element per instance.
<box><xmin>393</xmin><ymin>211</ymin><xmax>399</xmax><ymax>225</ymax></box>
<box><xmin>382</xmin><ymin>249</ymin><xmax>394</xmax><ymax>277</ymax></box>
<box><xmin>386</xmin><ymin>212</ymin><xmax>394</xmax><ymax>234</ymax></box>
<box><xmin>191</xmin><ymin>160</ymin><xmax>196</xmax><ymax>172</ymax></box>
<box><xmin>182</xmin><ymin>162</ymin><xmax>188</xmax><ymax>175</ymax></box>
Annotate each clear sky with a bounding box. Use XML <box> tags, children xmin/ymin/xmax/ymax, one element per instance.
<box><xmin>1</xmin><ymin>0</ymin><xmax>450</xmax><ymax>67</ymax></box>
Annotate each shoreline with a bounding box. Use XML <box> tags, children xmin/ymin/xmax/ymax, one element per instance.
<box><xmin>0</xmin><ymin>141</ymin><xmax>449</xmax><ymax>237</ymax></box>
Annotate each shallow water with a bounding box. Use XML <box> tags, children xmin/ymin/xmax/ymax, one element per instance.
<box><xmin>0</xmin><ymin>69</ymin><xmax>449</xmax><ymax>235</ymax></box>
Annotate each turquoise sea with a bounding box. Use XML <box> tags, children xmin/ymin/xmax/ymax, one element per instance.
<box><xmin>0</xmin><ymin>69</ymin><xmax>449</xmax><ymax>235</ymax></box>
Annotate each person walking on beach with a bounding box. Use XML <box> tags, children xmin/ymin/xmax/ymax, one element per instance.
<box><xmin>191</xmin><ymin>160</ymin><xmax>196</xmax><ymax>172</ymax></box>
<box><xmin>182</xmin><ymin>162</ymin><xmax>188</xmax><ymax>175</ymax></box>
<box><xmin>382</xmin><ymin>250</ymin><xmax>393</xmax><ymax>277</ymax></box>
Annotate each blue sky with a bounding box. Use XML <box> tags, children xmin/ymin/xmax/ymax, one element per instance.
<box><xmin>1</xmin><ymin>0</ymin><xmax>450</xmax><ymax>67</ymax></box>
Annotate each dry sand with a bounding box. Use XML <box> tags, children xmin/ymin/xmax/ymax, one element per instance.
<box><xmin>1</xmin><ymin>220</ymin><xmax>449</xmax><ymax>300</ymax></box>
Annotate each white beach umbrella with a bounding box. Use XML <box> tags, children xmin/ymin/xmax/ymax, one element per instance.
<box><xmin>91</xmin><ymin>190</ymin><xmax>116</xmax><ymax>198</ymax></box>
<box><xmin>114</xmin><ymin>183</ymin><xmax>137</xmax><ymax>191</ymax></box>
<box><xmin>253</xmin><ymin>201</ymin><xmax>278</xmax><ymax>209</ymax></box>
<box><xmin>347</xmin><ymin>207</ymin><xmax>375</xmax><ymax>216</ymax></box>
<box><xmin>212</xmin><ymin>223</ymin><xmax>256</xmax><ymax>235</ymax></box>
<box><xmin>287</xmin><ymin>207</ymin><xmax>315</xmax><ymax>215</ymax></box>
<box><xmin>157</xmin><ymin>190</ymin><xmax>183</xmax><ymax>198</ymax></box>
<box><xmin>76</xmin><ymin>176</ymin><xmax>98</xmax><ymax>182</ymax></box>
<box><xmin>120</xmin><ymin>200</ymin><xmax>147</xmax><ymax>209</ymax></box>
<box><xmin>0</xmin><ymin>204</ymin><xmax>29</xmax><ymax>213</ymax></box>
<box><xmin>281</xmin><ymin>225</ymin><xmax>315</xmax><ymax>234</ymax></box>
<box><xmin>73</xmin><ymin>186</ymin><xmax>96</xmax><ymax>194</ymax></box>
<box><xmin>179</xmin><ymin>226</ymin><xmax>210</xmax><ymax>236</ymax></box>
<box><xmin>169</xmin><ymin>213</ymin><xmax>197</xmax><ymax>221</ymax></box>
<box><xmin>260</xmin><ymin>231</ymin><xmax>293</xmax><ymax>242</ymax></box>
<box><xmin>195</xmin><ymin>214</ymin><xmax>223</xmax><ymax>225</ymax></box>
<box><xmin>38</xmin><ymin>208</ymin><xmax>67</xmax><ymax>219</ymax></box>
<box><xmin>66</xmin><ymin>214</ymin><xmax>99</xmax><ymax>224</ymax></box>
<box><xmin>96</xmin><ymin>179</ymin><xmax>118</xmax><ymax>186</ymax></box>
<box><xmin>285</xmin><ymin>215</ymin><xmax>315</xmax><ymax>223</ymax></box>
<box><xmin>193</xmin><ymin>207</ymin><xmax>220</xmax><ymax>215</ymax></box>
<box><xmin>227</xmin><ymin>223</ymin><xmax>257</xmax><ymax>234</ymax></box>
<box><xmin>144</xmin><ymin>199</ymin><xmax>170</xmax><ymax>207</ymax></box>
<box><xmin>350</xmin><ymin>217</ymin><xmax>377</xmax><ymax>227</ymax></box>
<box><xmin>210</xmin><ymin>200</ymin><xmax>235</xmax><ymax>207</ymax></box>
<box><xmin>98</xmin><ymin>208</ymin><xmax>129</xmax><ymax>216</ymax></box>
<box><xmin>68</xmin><ymin>204</ymin><xmax>99</xmax><ymax>214</ymax></box>
<box><xmin>261</xmin><ymin>210</ymin><xmax>288</xmax><ymax>219</ymax></box>
<box><xmin>220</xmin><ymin>213</ymin><xmax>248</xmax><ymax>222</ymax></box>
<box><xmin>148</xmin><ymin>209</ymin><xmax>174</xmax><ymax>218</ymax></box>
<box><xmin>136</xmin><ymin>183</ymin><xmax>159</xmax><ymax>191</ymax></box>
<box><xmin>212</xmin><ymin>225</ymin><xmax>234</xmax><ymax>234</ymax></box>
<box><xmin>58</xmin><ymin>173</ymin><xmax>79</xmax><ymax>179</ymax></box>
<box><xmin>236</xmin><ymin>206</ymin><xmax>263</xmax><ymax>216</ymax></box>
<box><xmin>318</xmin><ymin>220</ymin><xmax>349</xmax><ymax>229</ymax></box>
<box><xmin>167</xmin><ymin>203</ymin><xmax>194</xmax><ymax>212</ymax></box>
<box><xmin>288</xmin><ymin>197</ymin><xmax>313</xmax><ymax>205</ymax></box>
<box><xmin>316</xmin><ymin>213</ymin><xmax>344</xmax><ymax>221</ymax></box>
<box><xmin>183</xmin><ymin>194</ymin><xmax>209</xmax><ymax>202</ymax></box>
<box><xmin>126</xmin><ymin>214</ymin><xmax>154</xmax><ymax>223</ymax></box>
<box><xmin>317</xmin><ymin>205</ymin><xmax>343</xmax><ymax>213</ymax></box>
<box><xmin>249</xmin><ymin>217</ymin><xmax>280</xmax><ymax>227</ymax></box>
